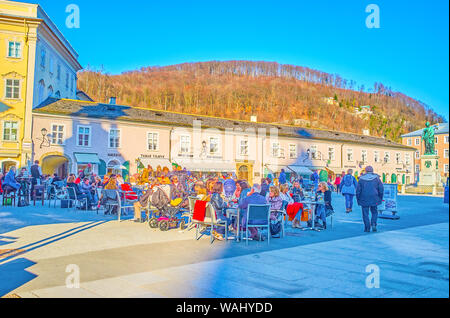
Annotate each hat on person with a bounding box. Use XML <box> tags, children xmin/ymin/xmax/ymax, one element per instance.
<box><xmin>365</xmin><ymin>166</ymin><xmax>374</xmax><ymax>173</ymax></box>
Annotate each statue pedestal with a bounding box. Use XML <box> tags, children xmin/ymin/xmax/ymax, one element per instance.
<box><xmin>418</xmin><ymin>154</ymin><xmax>441</xmax><ymax>186</ymax></box>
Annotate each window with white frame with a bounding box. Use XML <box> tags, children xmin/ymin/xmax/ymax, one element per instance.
<box><xmin>415</xmin><ymin>164</ymin><xmax>420</xmax><ymax>173</ymax></box>
<box><xmin>346</xmin><ymin>149</ymin><xmax>353</xmax><ymax>162</ymax></box>
<box><xmin>396</xmin><ymin>153</ymin><xmax>401</xmax><ymax>164</ymax></box>
<box><xmin>407</xmin><ymin>138</ymin><xmax>412</xmax><ymax>146</ymax></box>
<box><xmin>405</xmin><ymin>153</ymin><xmax>411</xmax><ymax>165</ymax></box>
<box><xmin>7</xmin><ymin>41</ymin><xmax>21</xmax><ymax>58</ymax></box>
<box><xmin>361</xmin><ymin>150</ymin><xmax>368</xmax><ymax>163</ymax></box>
<box><xmin>328</xmin><ymin>147</ymin><xmax>335</xmax><ymax>161</ymax></box>
<box><xmin>209</xmin><ymin>137</ymin><xmax>220</xmax><ymax>154</ymax></box>
<box><xmin>289</xmin><ymin>144</ymin><xmax>297</xmax><ymax>159</ymax></box>
<box><xmin>444</xmin><ymin>149</ymin><xmax>449</xmax><ymax>159</ymax></box>
<box><xmin>240</xmin><ymin>140</ymin><xmax>249</xmax><ymax>156</ymax></box>
<box><xmin>272</xmin><ymin>142</ymin><xmax>280</xmax><ymax>158</ymax></box>
<box><xmin>374</xmin><ymin>151</ymin><xmax>380</xmax><ymax>163</ymax></box>
<box><xmin>2</xmin><ymin>121</ymin><xmax>18</xmax><ymax>141</ymax></box>
<box><xmin>5</xmin><ymin>79</ymin><xmax>20</xmax><ymax>99</ymax></box>
<box><xmin>40</xmin><ymin>49</ymin><xmax>46</xmax><ymax>68</ymax></box>
<box><xmin>415</xmin><ymin>138</ymin><xmax>420</xmax><ymax>146</ymax></box>
<box><xmin>311</xmin><ymin>145</ymin><xmax>318</xmax><ymax>160</ymax></box>
<box><xmin>445</xmin><ymin>136</ymin><xmax>449</xmax><ymax>144</ymax></box>
<box><xmin>279</xmin><ymin>147</ymin><xmax>285</xmax><ymax>159</ymax></box>
<box><xmin>77</xmin><ymin>126</ymin><xmax>91</xmax><ymax>147</ymax></box>
<box><xmin>415</xmin><ymin>151</ymin><xmax>420</xmax><ymax>159</ymax></box>
<box><xmin>109</xmin><ymin>129</ymin><xmax>120</xmax><ymax>148</ymax></box>
<box><xmin>180</xmin><ymin>135</ymin><xmax>191</xmax><ymax>154</ymax></box>
<box><xmin>444</xmin><ymin>164</ymin><xmax>449</xmax><ymax>174</ymax></box>
<box><xmin>384</xmin><ymin>152</ymin><xmax>390</xmax><ymax>163</ymax></box>
<box><xmin>51</xmin><ymin>124</ymin><xmax>64</xmax><ymax>145</ymax></box>
<box><xmin>148</xmin><ymin>132</ymin><xmax>159</xmax><ymax>151</ymax></box>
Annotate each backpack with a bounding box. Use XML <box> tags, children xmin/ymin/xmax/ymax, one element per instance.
<box><xmin>343</xmin><ymin>175</ymin><xmax>353</xmax><ymax>187</ymax></box>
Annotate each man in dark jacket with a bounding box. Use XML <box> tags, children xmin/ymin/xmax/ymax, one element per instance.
<box><xmin>356</xmin><ymin>166</ymin><xmax>384</xmax><ymax>233</ymax></box>
<box><xmin>239</xmin><ymin>184</ymin><xmax>268</xmax><ymax>241</ymax></box>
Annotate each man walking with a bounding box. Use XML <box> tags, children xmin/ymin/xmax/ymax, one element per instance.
<box><xmin>356</xmin><ymin>166</ymin><xmax>384</xmax><ymax>233</ymax></box>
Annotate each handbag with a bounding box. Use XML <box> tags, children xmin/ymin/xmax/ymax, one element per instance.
<box><xmin>301</xmin><ymin>209</ymin><xmax>310</xmax><ymax>222</ymax></box>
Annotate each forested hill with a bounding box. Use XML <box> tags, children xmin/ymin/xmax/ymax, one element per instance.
<box><xmin>77</xmin><ymin>61</ymin><xmax>445</xmax><ymax>142</ymax></box>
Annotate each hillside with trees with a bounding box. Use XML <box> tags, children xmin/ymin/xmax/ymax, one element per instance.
<box><xmin>77</xmin><ymin>61</ymin><xmax>445</xmax><ymax>142</ymax></box>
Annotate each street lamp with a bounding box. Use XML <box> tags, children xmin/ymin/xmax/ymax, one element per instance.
<box><xmin>39</xmin><ymin>128</ymin><xmax>50</xmax><ymax>149</ymax></box>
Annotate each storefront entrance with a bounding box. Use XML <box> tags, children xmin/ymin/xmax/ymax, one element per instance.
<box><xmin>236</xmin><ymin>163</ymin><xmax>254</xmax><ymax>185</ymax></box>
<box><xmin>42</xmin><ymin>154</ymin><xmax>70</xmax><ymax>178</ymax></box>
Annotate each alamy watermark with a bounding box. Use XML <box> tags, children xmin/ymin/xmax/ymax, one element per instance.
<box><xmin>66</xmin><ymin>4</ymin><xmax>80</xmax><ymax>29</ymax></box>
<box><xmin>366</xmin><ymin>4</ymin><xmax>380</xmax><ymax>29</ymax></box>
<box><xmin>365</xmin><ymin>264</ymin><xmax>380</xmax><ymax>289</ymax></box>
<box><xmin>66</xmin><ymin>264</ymin><xmax>80</xmax><ymax>289</ymax></box>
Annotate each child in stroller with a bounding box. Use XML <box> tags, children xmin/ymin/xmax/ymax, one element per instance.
<box><xmin>148</xmin><ymin>184</ymin><xmax>189</xmax><ymax>231</ymax></box>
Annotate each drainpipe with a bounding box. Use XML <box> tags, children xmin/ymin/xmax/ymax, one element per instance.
<box><xmin>169</xmin><ymin>128</ymin><xmax>174</xmax><ymax>164</ymax></box>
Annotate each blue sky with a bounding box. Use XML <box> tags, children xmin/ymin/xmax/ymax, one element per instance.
<box><xmin>17</xmin><ymin>0</ymin><xmax>449</xmax><ymax>120</ymax></box>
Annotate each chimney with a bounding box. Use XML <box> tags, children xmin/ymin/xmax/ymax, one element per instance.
<box><xmin>109</xmin><ymin>97</ymin><xmax>116</xmax><ymax>105</ymax></box>
<box><xmin>250</xmin><ymin>116</ymin><xmax>257</xmax><ymax>123</ymax></box>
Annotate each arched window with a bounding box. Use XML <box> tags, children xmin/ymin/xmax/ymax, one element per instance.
<box><xmin>47</xmin><ymin>85</ymin><xmax>53</xmax><ymax>98</ymax></box>
<box><xmin>55</xmin><ymin>91</ymin><xmax>61</xmax><ymax>98</ymax></box>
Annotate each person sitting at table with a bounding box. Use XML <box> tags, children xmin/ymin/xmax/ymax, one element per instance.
<box><xmin>280</xmin><ymin>184</ymin><xmax>294</xmax><ymax>205</ymax></box>
<box><xmin>133</xmin><ymin>186</ymin><xmax>153</xmax><ymax>223</ymax></box>
<box><xmin>210</xmin><ymin>182</ymin><xmax>229</xmax><ymax>241</ymax></box>
<box><xmin>291</xmin><ymin>181</ymin><xmax>304</xmax><ymax>202</ymax></box>
<box><xmin>238</xmin><ymin>183</ymin><xmax>268</xmax><ymax>241</ymax></box>
<box><xmin>67</xmin><ymin>175</ymin><xmax>90</xmax><ymax>209</ymax></box>
<box><xmin>268</xmin><ymin>186</ymin><xmax>283</xmax><ymax>211</ymax></box>
<box><xmin>80</xmin><ymin>178</ymin><xmax>96</xmax><ymax>208</ymax></box>
<box><xmin>3</xmin><ymin>167</ymin><xmax>20</xmax><ymax>192</ymax></box>
<box><xmin>223</xmin><ymin>178</ymin><xmax>236</xmax><ymax>200</ymax></box>
<box><xmin>97</xmin><ymin>176</ymin><xmax>120</xmax><ymax>214</ymax></box>
<box><xmin>313</xmin><ymin>182</ymin><xmax>333</xmax><ymax>230</ymax></box>
<box><xmin>236</xmin><ymin>180</ymin><xmax>251</xmax><ymax>204</ymax></box>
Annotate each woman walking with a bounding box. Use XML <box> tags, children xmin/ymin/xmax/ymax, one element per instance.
<box><xmin>341</xmin><ymin>169</ymin><xmax>358</xmax><ymax>213</ymax></box>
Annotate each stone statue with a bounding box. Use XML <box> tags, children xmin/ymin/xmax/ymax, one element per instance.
<box><xmin>422</xmin><ymin>122</ymin><xmax>437</xmax><ymax>155</ymax></box>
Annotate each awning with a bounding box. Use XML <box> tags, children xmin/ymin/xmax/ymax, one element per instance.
<box><xmin>287</xmin><ymin>165</ymin><xmax>313</xmax><ymax>176</ymax></box>
<box><xmin>139</xmin><ymin>158</ymin><xmax>172</xmax><ymax>169</ymax></box>
<box><xmin>74</xmin><ymin>153</ymin><xmax>100</xmax><ymax>164</ymax></box>
<box><xmin>175</xmin><ymin>160</ymin><xmax>236</xmax><ymax>173</ymax></box>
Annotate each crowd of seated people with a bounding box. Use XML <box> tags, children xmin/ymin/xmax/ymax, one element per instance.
<box><xmin>1</xmin><ymin>161</ymin><xmax>335</xmax><ymax>240</ymax></box>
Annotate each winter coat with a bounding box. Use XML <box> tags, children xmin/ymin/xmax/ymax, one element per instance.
<box><xmin>279</xmin><ymin>171</ymin><xmax>287</xmax><ymax>185</ymax></box>
<box><xmin>356</xmin><ymin>173</ymin><xmax>384</xmax><ymax>207</ymax></box>
<box><xmin>268</xmin><ymin>195</ymin><xmax>283</xmax><ymax>211</ymax></box>
<box><xmin>341</xmin><ymin>174</ymin><xmax>357</xmax><ymax>195</ymax></box>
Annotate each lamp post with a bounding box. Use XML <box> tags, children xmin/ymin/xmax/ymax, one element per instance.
<box><xmin>39</xmin><ymin>128</ymin><xmax>51</xmax><ymax>149</ymax></box>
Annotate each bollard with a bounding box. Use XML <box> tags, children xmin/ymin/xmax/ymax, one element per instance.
<box><xmin>432</xmin><ymin>186</ymin><xmax>437</xmax><ymax>196</ymax></box>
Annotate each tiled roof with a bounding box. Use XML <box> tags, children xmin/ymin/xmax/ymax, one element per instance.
<box><xmin>401</xmin><ymin>123</ymin><xmax>449</xmax><ymax>138</ymax></box>
<box><xmin>34</xmin><ymin>98</ymin><xmax>415</xmax><ymax>150</ymax></box>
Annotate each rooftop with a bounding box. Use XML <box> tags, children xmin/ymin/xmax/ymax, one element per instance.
<box><xmin>401</xmin><ymin>122</ymin><xmax>449</xmax><ymax>138</ymax></box>
<box><xmin>34</xmin><ymin>98</ymin><xmax>415</xmax><ymax>150</ymax></box>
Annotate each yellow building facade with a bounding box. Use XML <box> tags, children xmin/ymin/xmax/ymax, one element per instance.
<box><xmin>0</xmin><ymin>0</ymin><xmax>81</xmax><ymax>172</ymax></box>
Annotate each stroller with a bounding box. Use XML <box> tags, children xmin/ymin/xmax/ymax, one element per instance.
<box><xmin>148</xmin><ymin>184</ymin><xmax>189</xmax><ymax>231</ymax></box>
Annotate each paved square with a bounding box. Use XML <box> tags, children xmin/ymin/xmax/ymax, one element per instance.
<box><xmin>0</xmin><ymin>194</ymin><xmax>448</xmax><ymax>298</ymax></box>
